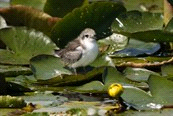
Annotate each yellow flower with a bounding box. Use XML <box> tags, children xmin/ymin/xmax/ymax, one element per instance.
<box><xmin>108</xmin><ymin>83</ymin><xmax>124</xmax><ymax>98</ymax></box>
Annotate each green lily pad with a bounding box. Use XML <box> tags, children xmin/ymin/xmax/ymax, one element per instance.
<box><xmin>161</xmin><ymin>64</ymin><xmax>173</xmax><ymax>77</ymax></box>
<box><xmin>44</xmin><ymin>0</ymin><xmax>88</xmax><ymax>18</ymax></box>
<box><xmin>30</xmin><ymin>55</ymin><xmax>72</xmax><ymax>81</ymax></box>
<box><xmin>123</xmin><ymin>67</ymin><xmax>160</xmax><ymax>82</ymax></box>
<box><xmin>90</xmin><ymin>54</ymin><xmax>115</xmax><ymax>67</ymax></box>
<box><xmin>111</xmin><ymin>11</ymin><xmax>173</xmax><ymax>42</ymax></box>
<box><xmin>148</xmin><ymin>75</ymin><xmax>173</xmax><ymax>105</ymax></box>
<box><xmin>0</xmin><ymin>65</ymin><xmax>31</xmax><ymax>77</ymax></box>
<box><xmin>30</xmin><ymin>54</ymin><xmax>108</xmax><ymax>85</ymax></box>
<box><xmin>75</xmin><ymin>81</ymin><xmax>104</xmax><ymax>92</ymax></box>
<box><xmin>0</xmin><ymin>27</ymin><xmax>57</xmax><ymax>64</ymax></box>
<box><xmin>113</xmin><ymin>39</ymin><xmax>160</xmax><ymax>57</ymax></box>
<box><xmin>122</xmin><ymin>86</ymin><xmax>154</xmax><ymax>110</ymax></box>
<box><xmin>102</xmin><ymin>67</ymin><xmax>131</xmax><ymax>90</ymax></box>
<box><xmin>11</xmin><ymin>0</ymin><xmax>47</xmax><ymax>10</ymax></box>
<box><xmin>124</xmin><ymin>0</ymin><xmax>163</xmax><ymax>12</ymax></box>
<box><xmin>51</xmin><ymin>2</ymin><xmax>126</xmax><ymax>48</ymax></box>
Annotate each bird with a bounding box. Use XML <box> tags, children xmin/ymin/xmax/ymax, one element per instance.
<box><xmin>55</xmin><ymin>28</ymin><xmax>99</xmax><ymax>74</ymax></box>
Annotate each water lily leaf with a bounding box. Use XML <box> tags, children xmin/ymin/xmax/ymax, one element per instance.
<box><xmin>113</xmin><ymin>39</ymin><xmax>160</xmax><ymax>57</ymax></box>
<box><xmin>30</xmin><ymin>54</ymin><xmax>105</xmax><ymax>85</ymax></box>
<box><xmin>90</xmin><ymin>54</ymin><xmax>115</xmax><ymax>67</ymax></box>
<box><xmin>51</xmin><ymin>2</ymin><xmax>126</xmax><ymax>48</ymax></box>
<box><xmin>30</xmin><ymin>55</ymin><xmax>72</xmax><ymax>81</ymax></box>
<box><xmin>122</xmin><ymin>86</ymin><xmax>153</xmax><ymax>110</ymax></box>
<box><xmin>11</xmin><ymin>0</ymin><xmax>46</xmax><ymax>10</ymax></box>
<box><xmin>161</xmin><ymin>64</ymin><xmax>173</xmax><ymax>77</ymax></box>
<box><xmin>148</xmin><ymin>75</ymin><xmax>173</xmax><ymax>105</ymax></box>
<box><xmin>0</xmin><ymin>27</ymin><xmax>57</xmax><ymax>64</ymax></box>
<box><xmin>124</xmin><ymin>0</ymin><xmax>163</xmax><ymax>12</ymax></box>
<box><xmin>0</xmin><ymin>65</ymin><xmax>31</xmax><ymax>77</ymax></box>
<box><xmin>165</xmin><ymin>17</ymin><xmax>173</xmax><ymax>33</ymax></box>
<box><xmin>102</xmin><ymin>67</ymin><xmax>131</xmax><ymax>90</ymax></box>
<box><xmin>111</xmin><ymin>11</ymin><xmax>173</xmax><ymax>42</ymax></box>
<box><xmin>123</xmin><ymin>67</ymin><xmax>160</xmax><ymax>82</ymax></box>
<box><xmin>44</xmin><ymin>0</ymin><xmax>88</xmax><ymax>18</ymax></box>
<box><xmin>0</xmin><ymin>5</ymin><xmax>61</xmax><ymax>35</ymax></box>
<box><xmin>75</xmin><ymin>81</ymin><xmax>104</xmax><ymax>92</ymax></box>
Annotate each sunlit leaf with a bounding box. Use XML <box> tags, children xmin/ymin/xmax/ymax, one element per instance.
<box><xmin>148</xmin><ymin>75</ymin><xmax>173</xmax><ymax>105</ymax></box>
<box><xmin>75</xmin><ymin>81</ymin><xmax>104</xmax><ymax>92</ymax></box>
<box><xmin>0</xmin><ymin>65</ymin><xmax>31</xmax><ymax>77</ymax></box>
<box><xmin>30</xmin><ymin>55</ymin><xmax>72</xmax><ymax>80</ymax></box>
<box><xmin>44</xmin><ymin>0</ymin><xmax>88</xmax><ymax>18</ymax></box>
<box><xmin>122</xmin><ymin>86</ymin><xmax>154</xmax><ymax>110</ymax></box>
<box><xmin>0</xmin><ymin>27</ymin><xmax>57</xmax><ymax>64</ymax></box>
<box><xmin>11</xmin><ymin>0</ymin><xmax>46</xmax><ymax>10</ymax></box>
<box><xmin>123</xmin><ymin>67</ymin><xmax>160</xmax><ymax>82</ymax></box>
<box><xmin>51</xmin><ymin>2</ymin><xmax>126</xmax><ymax>48</ymax></box>
<box><xmin>112</xmin><ymin>39</ymin><xmax>160</xmax><ymax>57</ymax></box>
<box><xmin>102</xmin><ymin>67</ymin><xmax>131</xmax><ymax>90</ymax></box>
<box><xmin>30</xmin><ymin>55</ymin><xmax>104</xmax><ymax>85</ymax></box>
<box><xmin>124</xmin><ymin>0</ymin><xmax>163</xmax><ymax>12</ymax></box>
<box><xmin>161</xmin><ymin>64</ymin><xmax>173</xmax><ymax>77</ymax></box>
<box><xmin>111</xmin><ymin>11</ymin><xmax>173</xmax><ymax>42</ymax></box>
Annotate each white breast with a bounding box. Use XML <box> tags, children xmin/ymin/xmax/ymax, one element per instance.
<box><xmin>71</xmin><ymin>39</ymin><xmax>98</xmax><ymax>68</ymax></box>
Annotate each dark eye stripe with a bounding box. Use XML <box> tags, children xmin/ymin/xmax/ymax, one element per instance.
<box><xmin>85</xmin><ymin>34</ymin><xmax>89</xmax><ymax>38</ymax></box>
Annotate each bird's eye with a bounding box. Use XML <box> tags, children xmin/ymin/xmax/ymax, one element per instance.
<box><xmin>84</xmin><ymin>34</ymin><xmax>89</xmax><ymax>38</ymax></box>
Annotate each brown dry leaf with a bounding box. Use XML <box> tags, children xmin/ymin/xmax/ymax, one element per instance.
<box><xmin>0</xmin><ymin>5</ymin><xmax>61</xmax><ymax>35</ymax></box>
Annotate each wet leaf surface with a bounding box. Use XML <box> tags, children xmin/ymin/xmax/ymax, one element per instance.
<box><xmin>0</xmin><ymin>27</ymin><xmax>57</xmax><ymax>64</ymax></box>
<box><xmin>111</xmin><ymin>11</ymin><xmax>173</xmax><ymax>42</ymax></box>
<box><xmin>44</xmin><ymin>0</ymin><xmax>88</xmax><ymax>18</ymax></box>
<box><xmin>51</xmin><ymin>2</ymin><xmax>126</xmax><ymax>48</ymax></box>
<box><xmin>123</xmin><ymin>67</ymin><xmax>160</xmax><ymax>82</ymax></box>
<box><xmin>148</xmin><ymin>75</ymin><xmax>173</xmax><ymax>105</ymax></box>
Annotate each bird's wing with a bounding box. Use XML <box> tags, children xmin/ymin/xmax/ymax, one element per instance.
<box><xmin>61</xmin><ymin>50</ymin><xmax>82</xmax><ymax>64</ymax></box>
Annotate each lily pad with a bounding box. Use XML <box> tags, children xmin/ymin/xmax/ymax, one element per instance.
<box><xmin>51</xmin><ymin>2</ymin><xmax>126</xmax><ymax>48</ymax></box>
<box><xmin>102</xmin><ymin>67</ymin><xmax>131</xmax><ymax>90</ymax></box>
<box><xmin>30</xmin><ymin>55</ymin><xmax>72</xmax><ymax>81</ymax></box>
<box><xmin>0</xmin><ymin>65</ymin><xmax>31</xmax><ymax>77</ymax></box>
<box><xmin>44</xmin><ymin>0</ymin><xmax>88</xmax><ymax>17</ymax></box>
<box><xmin>0</xmin><ymin>27</ymin><xmax>57</xmax><ymax>64</ymax></box>
<box><xmin>148</xmin><ymin>75</ymin><xmax>173</xmax><ymax>105</ymax></box>
<box><xmin>30</xmin><ymin>54</ymin><xmax>109</xmax><ymax>85</ymax></box>
<box><xmin>111</xmin><ymin>11</ymin><xmax>173</xmax><ymax>42</ymax></box>
<box><xmin>75</xmin><ymin>81</ymin><xmax>104</xmax><ymax>92</ymax></box>
<box><xmin>122</xmin><ymin>86</ymin><xmax>154</xmax><ymax>110</ymax></box>
<box><xmin>123</xmin><ymin>67</ymin><xmax>160</xmax><ymax>82</ymax></box>
<box><xmin>11</xmin><ymin>0</ymin><xmax>47</xmax><ymax>10</ymax></box>
<box><xmin>161</xmin><ymin>64</ymin><xmax>173</xmax><ymax>77</ymax></box>
<box><xmin>113</xmin><ymin>39</ymin><xmax>160</xmax><ymax>57</ymax></box>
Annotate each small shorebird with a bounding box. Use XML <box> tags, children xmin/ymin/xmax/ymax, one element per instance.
<box><xmin>55</xmin><ymin>28</ymin><xmax>99</xmax><ymax>74</ymax></box>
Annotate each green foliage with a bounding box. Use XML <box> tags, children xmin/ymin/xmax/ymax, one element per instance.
<box><xmin>0</xmin><ymin>27</ymin><xmax>57</xmax><ymax>64</ymax></box>
<box><xmin>10</xmin><ymin>0</ymin><xmax>46</xmax><ymax>10</ymax></box>
<box><xmin>51</xmin><ymin>2</ymin><xmax>126</xmax><ymax>48</ymax></box>
<box><xmin>148</xmin><ymin>75</ymin><xmax>173</xmax><ymax>105</ymax></box>
<box><xmin>44</xmin><ymin>0</ymin><xmax>88</xmax><ymax>17</ymax></box>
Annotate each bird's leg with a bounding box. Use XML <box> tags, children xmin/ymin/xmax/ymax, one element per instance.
<box><xmin>72</xmin><ymin>68</ymin><xmax>77</xmax><ymax>75</ymax></box>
